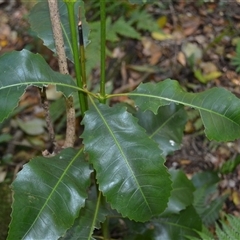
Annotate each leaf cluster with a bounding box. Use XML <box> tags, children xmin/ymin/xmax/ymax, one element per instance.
<box><xmin>0</xmin><ymin>0</ymin><xmax>240</xmax><ymax>239</ymax></box>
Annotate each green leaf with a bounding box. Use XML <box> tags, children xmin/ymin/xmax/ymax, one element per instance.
<box><xmin>113</xmin><ymin>17</ymin><xmax>141</xmax><ymax>40</ymax></box>
<box><xmin>187</xmin><ymin>214</ymin><xmax>240</xmax><ymax>240</ymax></box>
<box><xmin>191</xmin><ymin>171</ymin><xmax>219</xmax><ymax>188</ymax></box>
<box><xmin>161</xmin><ymin>169</ymin><xmax>195</xmax><ymax>216</ymax></box>
<box><xmin>136</xmin><ymin>103</ymin><xmax>187</xmax><ymax>156</ymax></box>
<box><xmin>82</xmin><ymin>101</ymin><xmax>172</xmax><ymax>222</ymax></box>
<box><xmin>130</xmin><ymin>79</ymin><xmax>240</xmax><ymax>141</ymax></box>
<box><xmin>153</xmin><ymin>205</ymin><xmax>202</xmax><ymax>240</ymax></box>
<box><xmin>92</xmin><ymin>16</ymin><xmax>141</xmax><ymax>43</ymax></box>
<box><xmin>220</xmin><ymin>154</ymin><xmax>240</xmax><ymax>174</ymax></box>
<box><xmin>186</xmin><ymin>226</ymin><xmax>214</xmax><ymax>240</ymax></box>
<box><xmin>216</xmin><ymin>214</ymin><xmax>240</xmax><ymax>240</ymax></box>
<box><xmin>28</xmin><ymin>0</ymin><xmax>89</xmax><ymax>62</ymax></box>
<box><xmin>128</xmin><ymin>9</ymin><xmax>160</xmax><ymax>32</ymax></box>
<box><xmin>191</xmin><ymin>171</ymin><xmax>225</xmax><ymax>226</ymax></box>
<box><xmin>61</xmin><ymin>196</ymin><xmax>110</xmax><ymax>240</ymax></box>
<box><xmin>202</xmin><ymin>195</ymin><xmax>228</xmax><ymax>226</ymax></box>
<box><xmin>0</xmin><ymin>133</ymin><xmax>12</xmax><ymax>143</ymax></box>
<box><xmin>7</xmin><ymin>148</ymin><xmax>92</xmax><ymax>240</ymax></box>
<box><xmin>0</xmin><ymin>49</ymin><xmax>77</xmax><ymax>123</ymax></box>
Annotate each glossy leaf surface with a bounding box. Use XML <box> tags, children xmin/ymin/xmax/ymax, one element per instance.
<box><xmin>136</xmin><ymin>103</ymin><xmax>187</xmax><ymax>156</ymax></box>
<box><xmin>29</xmin><ymin>0</ymin><xmax>89</xmax><ymax>62</ymax></box>
<box><xmin>0</xmin><ymin>49</ymin><xmax>77</xmax><ymax>122</ymax></box>
<box><xmin>130</xmin><ymin>79</ymin><xmax>240</xmax><ymax>141</ymax></box>
<box><xmin>8</xmin><ymin>148</ymin><xmax>91</xmax><ymax>240</ymax></box>
<box><xmin>82</xmin><ymin>101</ymin><xmax>172</xmax><ymax>222</ymax></box>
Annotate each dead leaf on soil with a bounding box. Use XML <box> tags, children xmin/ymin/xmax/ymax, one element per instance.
<box><xmin>142</xmin><ymin>37</ymin><xmax>162</xmax><ymax>65</ymax></box>
<box><xmin>180</xmin><ymin>15</ymin><xmax>201</xmax><ymax>36</ymax></box>
<box><xmin>151</xmin><ymin>31</ymin><xmax>172</xmax><ymax>41</ymax></box>
<box><xmin>177</xmin><ymin>51</ymin><xmax>186</xmax><ymax>66</ymax></box>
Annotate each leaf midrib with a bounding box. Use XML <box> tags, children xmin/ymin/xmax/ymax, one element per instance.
<box><xmin>22</xmin><ymin>149</ymin><xmax>83</xmax><ymax>238</ymax></box>
<box><xmin>90</xmin><ymin>97</ymin><xmax>152</xmax><ymax>214</ymax></box>
<box><xmin>128</xmin><ymin>92</ymin><xmax>240</xmax><ymax>127</ymax></box>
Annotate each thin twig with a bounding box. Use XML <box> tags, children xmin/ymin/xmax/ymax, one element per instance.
<box><xmin>40</xmin><ymin>87</ymin><xmax>56</xmax><ymax>149</ymax></box>
<box><xmin>48</xmin><ymin>0</ymin><xmax>75</xmax><ymax>150</ymax></box>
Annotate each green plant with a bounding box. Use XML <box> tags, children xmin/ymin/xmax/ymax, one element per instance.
<box><xmin>187</xmin><ymin>214</ymin><xmax>240</xmax><ymax>240</ymax></box>
<box><xmin>1</xmin><ymin>0</ymin><xmax>240</xmax><ymax>239</ymax></box>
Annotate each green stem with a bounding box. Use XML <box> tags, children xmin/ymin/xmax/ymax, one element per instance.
<box><xmin>64</xmin><ymin>1</ymin><xmax>88</xmax><ymax>114</ymax></box>
<box><xmin>101</xmin><ymin>218</ymin><xmax>110</xmax><ymax>240</ymax></box>
<box><xmin>100</xmin><ymin>0</ymin><xmax>106</xmax><ymax>103</ymax></box>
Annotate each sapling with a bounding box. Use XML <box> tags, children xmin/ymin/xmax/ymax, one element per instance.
<box><xmin>0</xmin><ymin>0</ymin><xmax>240</xmax><ymax>239</ymax></box>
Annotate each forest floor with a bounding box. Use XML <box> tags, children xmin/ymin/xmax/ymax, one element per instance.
<box><xmin>1</xmin><ymin>0</ymin><xmax>240</xmax><ymax>239</ymax></box>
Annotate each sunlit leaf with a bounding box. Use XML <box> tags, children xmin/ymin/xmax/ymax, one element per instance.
<box><xmin>7</xmin><ymin>148</ymin><xmax>92</xmax><ymax>240</ymax></box>
<box><xmin>82</xmin><ymin>101</ymin><xmax>172</xmax><ymax>222</ymax></box>
<box><xmin>130</xmin><ymin>79</ymin><xmax>240</xmax><ymax>141</ymax></box>
<box><xmin>0</xmin><ymin>50</ymin><xmax>77</xmax><ymax>123</ymax></box>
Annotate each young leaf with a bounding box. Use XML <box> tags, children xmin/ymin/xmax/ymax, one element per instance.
<box><xmin>0</xmin><ymin>49</ymin><xmax>77</xmax><ymax>123</ymax></box>
<box><xmin>82</xmin><ymin>101</ymin><xmax>172</xmax><ymax>222</ymax></box>
<box><xmin>135</xmin><ymin>103</ymin><xmax>187</xmax><ymax>156</ymax></box>
<box><xmin>28</xmin><ymin>0</ymin><xmax>89</xmax><ymax>62</ymax></box>
<box><xmin>130</xmin><ymin>79</ymin><xmax>240</xmax><ymax>142</ymax></box>
<box><xmin>7</xmin><ymin>148</ymin><xmax>92</xmax><ymax>240</ymax></box>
